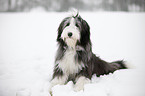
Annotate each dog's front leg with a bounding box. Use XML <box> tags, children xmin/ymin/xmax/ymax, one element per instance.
<box><xmin>74</xmin><ymin>76</ymin><xmax>90</xmax><ymax>91</ymax></box>
<box><xmin>49</xmin><ymin>75</ymin><xmax>68</xmax><ymax>94</ymax></box>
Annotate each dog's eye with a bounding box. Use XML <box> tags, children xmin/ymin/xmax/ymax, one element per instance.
<box><xmin>66</xmin><ymin>23</ymin><xmax>70</xmax><ymax>27</ymax></box>
<box><xmin>75</xmin><ymin>23</ymin><xmax>79</xmax><ymax>27</ymax></box>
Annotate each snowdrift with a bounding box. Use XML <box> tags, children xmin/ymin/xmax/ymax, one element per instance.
<box><xmin>0</xmin><ymin>12</ymin><xmax>145</xmax><ymax>96</ymax></box>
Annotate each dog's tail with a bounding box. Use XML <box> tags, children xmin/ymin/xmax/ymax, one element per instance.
<box><xmin>110</xmin><ymin>60</ymin><xmax>127</xmax><ymax>70</ymax></box>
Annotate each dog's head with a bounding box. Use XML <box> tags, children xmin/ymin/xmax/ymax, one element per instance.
<box><xmin>57</xmin><ymin>12</ymin><xmax>90</xmax><ymax>48</ymax></box>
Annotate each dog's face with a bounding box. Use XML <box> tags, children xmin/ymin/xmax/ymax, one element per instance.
<box><xmin>57</xmin><ymin>15</ymin><xmax>90</xmax><ymax>48</ymax></box>
<box><xmin>61</xmin><ymin>17</ymin><xmax>80</xmax><ymax>48</ymax></box>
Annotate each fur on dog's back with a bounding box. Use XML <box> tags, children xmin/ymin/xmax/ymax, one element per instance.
<box><xmin>72</xmin><ymin>44</ymin><xmax>127</xmax><ymax>79</ymax></box>
<box><xmin>91</xmin><ymin>55</ymin><xmax>127</xmax><ymax>77</ymax></box>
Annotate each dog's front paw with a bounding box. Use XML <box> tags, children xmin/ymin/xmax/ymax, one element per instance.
<box><xmin>74</xmin><ymin>76</ymin><xmax>90</xmax><ymax>92</ymax></box>
<box><xmin>74</xmin><ymin>84</ymin><xmax>84</xmax><ymax>92</ymax></box>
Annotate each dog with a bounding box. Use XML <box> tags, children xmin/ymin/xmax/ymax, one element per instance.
<box><xmin>49</xmin><ymin>11</ymin><xmax>127</xmax><ymax>93</ymax></box>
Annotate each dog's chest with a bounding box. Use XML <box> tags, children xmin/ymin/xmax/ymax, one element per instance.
<box><xmin>58</xmin><ymin>48</ymin><xmax>83</xmax><ymax>75</ymax></box>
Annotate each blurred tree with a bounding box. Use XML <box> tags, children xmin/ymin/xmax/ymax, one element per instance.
<box><xmin>0</xmin><ymin>0</ymin><xmax>144</xmax><ymax>12</ymax></box>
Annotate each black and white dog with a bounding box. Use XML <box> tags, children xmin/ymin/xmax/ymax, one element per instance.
<box><xmin>50</xmin><ymin>11</ymin><xmax>127</xmax><ymax>92</ymax></box>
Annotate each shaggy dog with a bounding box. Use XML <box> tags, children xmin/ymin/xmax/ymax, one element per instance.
<box><xmin>49</xmin><ymin>12</ymin><xmax>127</xmax><ymax>92</ymax></box>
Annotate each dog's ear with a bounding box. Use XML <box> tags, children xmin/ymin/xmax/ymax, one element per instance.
<box><xmin>57</xmin><ymin>18</ymin><xmax>69</xmax><ymax>47</ymax></box>
<box><xmin>80</xmin><ymin>18</ymin><xmax>91</xmax><ymax>46</ymax></box>
<box><xmin>57</xmin><ymin>21</ymin><xmax>64</xmax><ymax>42</ymax></box>
<box><xmin>57</xmin><ymin>17</ymin><xmax>70</xmax><ymax>42</ymax></box>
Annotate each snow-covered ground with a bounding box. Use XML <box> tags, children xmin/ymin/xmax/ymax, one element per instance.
<box><xmin>0</xmin><ymin>12</ymin><xmax>145</xmax><ymax>96</ymax></box>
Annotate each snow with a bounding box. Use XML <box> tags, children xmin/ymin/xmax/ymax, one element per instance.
<box><xmin>0</xmin><ymin>12</ymin><xmax>145</xmax><ymax>96</ymax></box>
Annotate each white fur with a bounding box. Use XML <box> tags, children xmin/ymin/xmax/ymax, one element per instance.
<box><xmin>58</xmin><ymin>47</ymin><xmax>84</xmax><ymax>75</ymax></box>
<box><xmin>49</xmin><ymin>75</ymin><xmax>68</xmax><ymax>92</ymax></box>
<box><xmin>69</xmin><ymin>8</ymin><xmax>79</xmax><ymax>17</ymax></box>
<box><xmin>61</xmin><ymin>18</ymin><xmax>80</xmax><ymax>48</ymax></box>
<box><xmin>74</xmin><ymin>76</ymin><xmax>90</xmax><ymax>91</ymax></box>
<box><xmin>50</xmin><ymin>48</ymin><xmax>85</xmax><ymax>92</ymax></box>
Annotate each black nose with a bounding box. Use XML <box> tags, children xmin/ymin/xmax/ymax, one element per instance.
<box><xmin>68</xmin><ymin>32</ymin><xmax>73</xmax><ymax>37</ymax></box>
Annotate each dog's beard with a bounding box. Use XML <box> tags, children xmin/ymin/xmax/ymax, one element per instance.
<box><xmin>64</xmin><ymin>37</ymin><xmax>77</xmax><ymax>48</ymax></box>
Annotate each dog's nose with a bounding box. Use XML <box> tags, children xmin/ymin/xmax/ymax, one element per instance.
<box><xmin>68</xmin><ymin>32</ymin><xmax>73</xmax><ymax>37</ymax></box>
